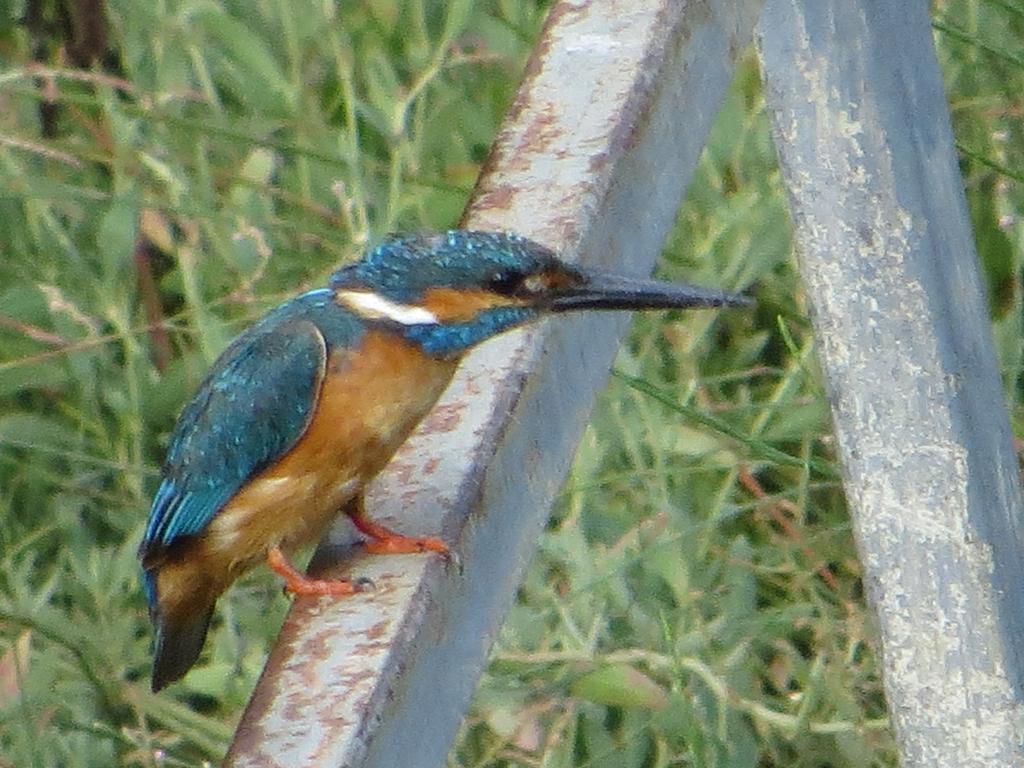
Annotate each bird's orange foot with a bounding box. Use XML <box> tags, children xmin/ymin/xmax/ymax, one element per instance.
<box><xmin>350</xmin><ymin>514</ymin><xmax>454</xmax><ymax>564</ymax></box>
<box><xmin>267</xmin><ymin>545</ymin><xmax>369</xmax><ymax>597</ymax></box>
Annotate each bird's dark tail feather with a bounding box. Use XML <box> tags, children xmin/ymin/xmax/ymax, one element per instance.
<box><xmin>151</xmin><ymin>602</ymin><xmax>215</xmax><ymax>692</ymax></box>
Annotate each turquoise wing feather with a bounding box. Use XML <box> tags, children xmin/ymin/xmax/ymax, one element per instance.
<box><xmin>139</xmin><ymin>289</ymin><xmax>359</xmax><ymax>563</ymax></box>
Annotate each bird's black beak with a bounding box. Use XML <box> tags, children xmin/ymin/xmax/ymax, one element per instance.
<box><xmin>546</xmin><ymin>268</ymin><xmax>751</xmax><ymax>312</ymax></box>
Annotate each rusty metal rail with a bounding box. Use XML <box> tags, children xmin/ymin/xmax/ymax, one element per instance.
<box><xmin>223</xmin><ymin>1</ymin><xmax>763</xmax><ymax>765</ymax></box>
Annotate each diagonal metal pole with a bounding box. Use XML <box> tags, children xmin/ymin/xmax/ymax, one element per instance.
<box><xmin>223</xmin><ymin>1</ymin><xmax>763</xmax><ymax>766</ymax></box>
<box><xmin>757</xmin><ymin>1</ymin><xmax>1024</xmax><ymax>764</ymax></box>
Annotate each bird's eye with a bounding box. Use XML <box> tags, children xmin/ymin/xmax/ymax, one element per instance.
<box><xmin>487</xmin><ymin>271</ymin><xmax>523</xmax><ymax>295</ymax></box>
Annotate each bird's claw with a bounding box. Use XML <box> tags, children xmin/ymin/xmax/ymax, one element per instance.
<box><xmin>443</xmin><ymin>548</ymin><xmax>463</xmax><ymax>574</ymax></box>
<box><xmin>359</xmin><ymin>534</ymin><xmax>461</xmax><ymax>572</ymax></box>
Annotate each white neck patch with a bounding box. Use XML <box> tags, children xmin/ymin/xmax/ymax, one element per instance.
<box><xmin>336</xmin><ymin>290</ymin><xmax>439</xmax><ymax>326</ymax></box>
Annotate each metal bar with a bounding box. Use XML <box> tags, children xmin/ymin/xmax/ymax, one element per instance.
<box><xmin>223</xmin><ymin>1</ymin><xmax>763</xmax><ymax>765</ymax></box>
<box><xmin>757</xmin><ymin>1</ymin><xmax>1024</xmax><ymax>765</ymax></box>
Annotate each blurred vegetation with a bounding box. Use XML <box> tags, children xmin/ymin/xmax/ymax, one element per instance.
<box><xmin>0</xmin><ymin>0</ymin><xmax>1019</xmax><ymax>766</ymax></box>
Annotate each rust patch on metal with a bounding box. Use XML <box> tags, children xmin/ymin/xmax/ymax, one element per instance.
<box><xmin>227</xmin><ymin>600</ymin><xmax>326</xmax><ymax>757</ymax></box>
<box><xmin>496</xmin><ymin>1</ymin><xmax>576</xmax><ymax>138</ymax></box>
<box><xmin>381</xmin><ymin>460</ymin><xmax>416</xmax><ymax>487</ymax></box>
<box><xmin>506</xmin><ymin>102</ymin><xmax>562</xmax><ymax>172</ymax></box>
<box><xmin>422</xmin><ymin>401</ymin><xmax>468</xmax><ymax>434</ymax></box>
<box><xmin>474</xmin><ymin>183</ymin><xmax>516</xmax><ymax>212</ymax></box>
<box><xmin>461</xmin><ymin>1</ymin><xmax>585</xmax><ymax>225</ymax></box>
<box><xmin>365</xmin><ymin>620</ymin><xmax>390</xmax><ymax>641</ymax></box>
<box><xmin>335</xmin><ymin>667</ymin><xmax>377</xmax><ymax>691</ymax></box>
<box><xmin>588</xmin><ymin>150</ymin><xmax>611</xmax><ymax>174</ymax></box>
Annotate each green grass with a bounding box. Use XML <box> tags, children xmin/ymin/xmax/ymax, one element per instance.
<box><xmin>0</xmin><ymin>0</ymin><xmax>1021</xmax><ymax>766</ymax></box>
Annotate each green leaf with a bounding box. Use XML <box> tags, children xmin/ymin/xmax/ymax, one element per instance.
<box><xmin>363</xmin><ymin>43</ymin><xmax>404</xmax><ymax>137</ymax></box>
<box><xmin>228</xmin><ymin>147</ymin><xmax>277</xmax><ymax>210</ymax></box>
<box><xmin>441</xmin><ymin>0</ymin><xmax>475</xmax><ymax>44</ymax></box>
<box><xmin>0</xmin><ymin>360</ymin><xmax>68</xmax><ymax>398</ymax></box>
<box><xmin>0</xmin><ymin>413</ymin><xmax>76</xmax><ymax>451</ymax></box>
<box><xmin>365</xmin><ymin>0</ymin><xmax>400</xmax><ymax>31</ymax></box>
<box><xmin>193</xmin><ymin>8</ymin><xmax>295</xmax><ymax>115</ymax></box>
<box><xmin>571</xmin><ymin>664</ymin><xmax>669</xmax><ymax>710</ymax></box>
<box><xmin>97</xmin><ymin>196</ymin><xmax>140</xmax><ymax>279</ymax></box>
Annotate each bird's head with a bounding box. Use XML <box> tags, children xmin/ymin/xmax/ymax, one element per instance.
<box><xmin>331</xmin><ymin>230</ymin><xmax>749</xmax><ymax>357</ymax></box>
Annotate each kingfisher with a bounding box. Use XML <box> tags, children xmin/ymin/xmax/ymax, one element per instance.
<box><xmin>139</xmin><ymin>230</ymin><xmax>749</xmax><ymax>691</ymax></box>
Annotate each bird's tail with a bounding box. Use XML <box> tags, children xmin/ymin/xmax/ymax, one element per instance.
<box><xmin>145</xmin><ymin>568</ymin><xmax>217</xmax><ymax>692</ymax></box>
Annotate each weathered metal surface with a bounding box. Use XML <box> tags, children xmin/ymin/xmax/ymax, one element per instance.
<box><xmin>757</xmin><ymin>1</ymin><xmax>1024</xmax><ymax>765</ymax></box>
<box><xmin>223</xmin><ymin>0</ymin><xmax>763</xmax><ymax>765</ymax></box>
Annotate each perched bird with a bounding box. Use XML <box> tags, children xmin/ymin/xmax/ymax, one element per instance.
<box><xmin>139</xmin><ymin>230</ymin><xmax>749</xmax><ymax>691</ymax></box>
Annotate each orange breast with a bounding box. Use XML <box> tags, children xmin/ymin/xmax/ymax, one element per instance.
<box><xmin>177</xmin><ymin>331</ymin><xmax>458</xmax><ymax>589</ymax></box>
